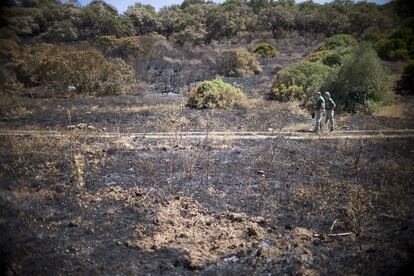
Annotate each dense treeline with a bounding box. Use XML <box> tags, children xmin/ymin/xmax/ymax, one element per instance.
<box><xmin>0</xmin><ymin>0</ymin><xmax>407</xmax><ymax>43</ymax></box>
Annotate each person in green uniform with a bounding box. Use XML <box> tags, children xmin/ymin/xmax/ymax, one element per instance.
<box><xmin>314</xmin><ymin>91</ymin><xmax>325</xmax><ymax>133</ymax></box>
<box><xmin>324</xmin><ymin>92</ymin><xmax>336</xmax><ymax>131</ymax></box>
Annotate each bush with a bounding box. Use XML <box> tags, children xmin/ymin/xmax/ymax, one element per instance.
<box><xmin>318</xmin><ymin>34</ymin><xmax>358</xmax><ymax>51</ymax></box>
<box><xmin>327</xmin><ymin>43</ymin><xmax>392</xmax><ymax>113</ymax></box>
<box><xmin>306</xmin><ymin>50</ymin><xmax>342</xmax><ymax>67</ymax></box>
<box><xmin>270</xmin><ymin>84</ymin><xmax>303</xmax><ymax>102</ymax></box>
<box><xmin>252</xmin><ymin>43</ymin><xmax>277</xmax><ymax>58</ymax></box>
<box><xmin>96</xmin><ymin>34</ymin><xmax>166</xmax><ymax>60</ymax></box>
<box><xmin>305</xmin><ymin>50</ymin><xmax>331</xmax><ymax>63</ymax></box>
<box><xmin>42</xmin><ymin>20</ymin><xmax>79</xmax><ymax>42</ymax></box>
<box><xmin>375</xmin><ymin>38</ymin><xmax>409</xmax><ymax>60</ymax></box>
<box><xmin>16</xmin><ymin>44</ymin><xmax>136</xmax><ymax>96</ymax></box>
<box><xmin>188</xmin><ymin>78</ymin><xmax>246</xmax><ymax>109</ymax></box>
<box><xmin>218</xmin><ymin>48</ymin><xmax>262</xmax><ymax>77</ymax></box>
<box><xmin>322</xmin><ymin>51</ymin><xmax>343</xmax><ymax>67</ymax></box>
<box><xmin>271</xmin><ymin>61</ymin><xmax>334</xmax><ymax>109</ymax></box>
<box><xmin>399</xmin><ymin>60</ymin><xmax>414</xmax><ymax>94</ymax></box>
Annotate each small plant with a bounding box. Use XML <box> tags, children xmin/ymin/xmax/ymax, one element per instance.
<box><xmin>318</xmin><ymin>34</ymin><xmax>357</xmax><ymax>51</ymax></box>
<box><xmin>218</xmin><ymin>48</ymin><xmax>262</xmax><ymax>77</ymax></box>
<box><xmin>253</xmin><ymin>43</ymin><xmax>277</xmax><ymax>58</ymax></box>
<box><xmin>188</xmin><ymin>78</ymin><xmax>246</xmax><ymax>109</ymax></box>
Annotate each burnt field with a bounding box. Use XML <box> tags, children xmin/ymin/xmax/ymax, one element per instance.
<box><xmin>1</xmin><ymin>132</ymin><xmax>413</xmax><ymax>275</ymax></box>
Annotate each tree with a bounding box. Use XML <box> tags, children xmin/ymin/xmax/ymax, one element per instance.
<box><xmin>259</xmin><ymin>5</ymin><xmax>295</xmax><ymax>39</ymax></box>
<box><xmin>327</xmin><ymin>43</ymin><xmax>392</xmax><ymax>113</ymax></box>
<box><xmin>78</xmin><ymin>0</ymin><xmax>134</xmax><ymax>38</ymax></box>
<box><xmin>206</xmin><ymin>3</ymin><xmax>256</xmax><ymax>40</ymax></box>
<box><xmin>125</xmin><ymin>3</ymin><xmax>159</xmax><ymax>35</ymax></box>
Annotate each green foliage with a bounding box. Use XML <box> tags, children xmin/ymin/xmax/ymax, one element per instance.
<box><xmin>399</xmin><ymin>59</ymin><xmax>414</xmax><ymax>94</ymax></box>
<box><xmin>42</xmin><ymin>20</ymin><xmax>79</xmax><ymax>42</ymax></box>
<box><xmin>259</xmin><ymin>5</ymin><xmax>295</xmax><ymax>39</ymax></box>
<box><xmin>16</xmin><ymin>44</ymin><xmax>136</xmax><ymax>96</ymax></box>
<box><xmin>305</xmin><ymin>50</ymin><xmax>330</xmax><ymax>63</ymax></box>
<box><xmin>188</xmin><ymin>78</ymin><xmax>246</xmax><ymax>109</ymax></box>
<box><xmin>322</xmin><ymin>51</ymin><xmax>343</xmax><ymax>67</ymax></box>
<box><xmin>319</xmin><ymin>34</ymin><xmax>358</xmax><ymax>51</ymax></box>
<box><xmin>252</xmin><ymin>43</ymin><xmax>277</xmax><ymax>58</ymax></box>
<box><xmin>125</xmin><ymin>3</ymin><xmax>160</xmax><ymax>35</ymax></box>
<box><xmin>271</xmin><ymin>61</ymin><xmax>334</xmax><ymax>109</ymax></box>
<box><xmin>326</xmin><ymin>43</ymin><xmax>392</xmax><ymax>113</ymax></box>
<box><xmin>78</xmin><ymin>1</ymin><xmax>134</xmax><ymax>39</ymax></box>
<box><xmin>206</xmin><ymin>3</ymin><xmax>256</xmax><ymax>40</ymax></box>
<box><xmin>375</xmin><ymin>27</ymin><xmax>414</xmax><ymax>60</ymax></box>
<box><xmin>219</xmin><ymin>48</ymin><xmax>262</xmax><ymax>77</ymax></box>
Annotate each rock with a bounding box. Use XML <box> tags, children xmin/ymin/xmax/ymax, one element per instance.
<box><xmin>87</xmin><ymin>125</ymin><xmax>95</xmax><ymax>130</ymax></box>
<box><xmin>76</xmin><ymin>123</ymin><xmax>87</xmax><ymax>129</ymax></box>
<box><xmin>256</xmin><ymin>170</ymin><xmax>266</xmax><ymax>177</ymax></box>
<box><xmin>67</xmin><ymin>85</ymin><xmax>76</xmax><ymax>92</ymax></box>
<box><xmin>223</xmin><ymin>256</ymin><xmax>239</xmax><ymax>262</ymax></box>
<box><xmin>67</xmin><ymin>125</ymin><xmax>76</xmax><ymax>130</ymax></box>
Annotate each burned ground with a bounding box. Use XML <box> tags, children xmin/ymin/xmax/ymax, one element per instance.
<box><xmin>0</xmin><ymin>132</ymin><xmax>413</xmax><ymax>275</ymax></box>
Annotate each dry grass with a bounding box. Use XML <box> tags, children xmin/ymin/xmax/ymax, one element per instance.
<box><xmin>374</xmin><ymin>102</ymin><xmax>408</xmax><ymax>118</ymax></box>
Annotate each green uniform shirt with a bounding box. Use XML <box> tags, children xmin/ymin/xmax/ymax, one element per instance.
<box><xmin>326</xmin><ymin>98</ymin><xmax>336</xmax><ymax>110</ymax></box>
<box><xmin>314</xmin><ymin>96</ymin><xmax>325</xmax><ymax>110</ymax></box>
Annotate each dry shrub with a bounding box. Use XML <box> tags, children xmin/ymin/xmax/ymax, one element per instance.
<box><xmin>16</xmin><ymin>43</ymin><xmax>137</xmax><ymax>97</ymax></box>
<box><xmin>218</xmin><ymin>48</ymin><xmax>262</xmax><ymax>77</ymax></box>
<box><xmin>270</xmin><ymin>84</ymin><xmax>303</xmax><ymax>102</ymax></box>
<box><xmin>188</xmin><ymin>78</ymin><xmax>246</xmax><ymax>109</ymax></box>
<box><xmin>96</xmin><ymin>34</ymin><xmax>166</xmax><ymax>60</ymax></box>
<box><xmin>290</xmin><ymin>181</ymin><xmax>376</xmax><ymax>236</ymax></box>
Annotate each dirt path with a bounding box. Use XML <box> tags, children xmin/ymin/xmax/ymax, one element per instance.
<box><xmin>1</xmin><ymin>129</ymin><xmax>414</xmax><ymax>140</ymax></box>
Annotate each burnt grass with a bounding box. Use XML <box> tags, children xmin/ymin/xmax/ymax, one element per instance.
<box><xmin>1</xmin><ymin>132</ymin><xmax>414</xmax><ymax>275</ymax></box>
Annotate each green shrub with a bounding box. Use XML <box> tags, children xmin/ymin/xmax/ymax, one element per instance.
<box><xmin>375</xmin><ymin>38</ymin><xmax>409</xmax><ymax>60</ymax></box>
<box><xmin>306</xmin><ymin>50</ymin><xmax>343</xmax><ymax>67</ymax></box>
<box><xmin>327</xmin><ymin>43</ymin><xmax>392</xmax><ymax>113</ymax></box>
<box><xmin>399</xmin><ymin>60</ymin><xmax>414</xmax><ymax>94</ymax></box>
<box><xmin>16</xmin><ymin>44</ymin><xmax>136</xmax><ymax>96</ymax></box>
<box><xmin>42</xmin><ymin>20</ymin><xmax>79</xmax><ymax>42</ymax></box>
<box><xmin>188</xmin><ymin>78</ymin><xmax>246</xmax><ymax>109</ymax></box>
<box><xmin>271</xmin><ymin>61</ymin><xmax>334</xmax><ymax>109</ymax></box>
<box><xmin>322</xmin><ymin>51</ymin><xmax>343</xmax><ymax>67</ymax></box>
<box><xmin>252</xmin><ymin>43</ymin><xmax>277</xmax><ymax>58</ymax></box>
<box><xmin>219</xmin><ymin>48</ymin><xmax>262</xmax><ymax>77</ymax></box>
<box><xmin>318</xmin><ymin>34</ymin><xmax>357</xmax><ymax>51</ymax></box>
<box><xmin>305</xmin><ymin>50</ymin><xmax>331</xmax><ymax>63</ymax></box>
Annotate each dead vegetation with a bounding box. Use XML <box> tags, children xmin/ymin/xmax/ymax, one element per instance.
<box><xmin>1</xmin><ymin>129</ymin><xmax>413</xmax><ymax>275</ymax></box>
